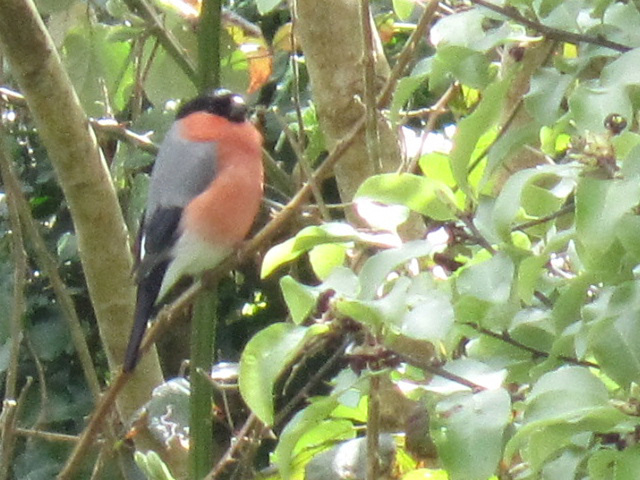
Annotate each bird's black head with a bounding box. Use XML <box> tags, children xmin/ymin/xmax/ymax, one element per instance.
<box><xmin>176</xmin><ymin>89</ymin><xmax>247</xmax><ymax>123</ymax></box>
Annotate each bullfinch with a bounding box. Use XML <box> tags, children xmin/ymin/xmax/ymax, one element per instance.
<box><xmin>123</xmin><ymin>90</ymin><xmax>264</xmax><ymax>372</ymax></box>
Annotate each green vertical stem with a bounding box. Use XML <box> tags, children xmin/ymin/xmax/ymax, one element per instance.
<box><xmin>366</xmin><ymin>373</ymin><xmax>381</xmax><ymax>480</ymax></box>
<box><xmin>190</xmin><ymin>286</ymin><xmax>218</xmax><ymax>479</ymax></box>
<box><xmin>198</xmin><ymin>0</ymin><xmax>222</xmax><ymax>91</ymax></box>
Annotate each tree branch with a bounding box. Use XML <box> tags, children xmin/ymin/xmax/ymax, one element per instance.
<box><xmin>0</xmin><ymin>0</ymin><xmax>164</xmax><ymax>449</ymax></box>
<box><xmin>470</xmin><ymin>0</ymin><xmax>631</xmax><ymax>52</ymax></box>
<box><xmin>465</xmin><ymin>322</ymin><xmax>599</xmax><ymax>368</ymax></box>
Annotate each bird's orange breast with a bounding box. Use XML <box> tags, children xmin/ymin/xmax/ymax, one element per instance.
<box><xmin>180</xmin><ymin>113</ymin><xmax>264</xmax><ymax>246</ymax></box>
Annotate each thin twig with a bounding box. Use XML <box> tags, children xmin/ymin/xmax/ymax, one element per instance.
<box><xmin>469</xmin><ymin>0</ymin><xmax>631</xmax><ymax>53</ymax></box>
<box><xmin>465</xmin><ymin>322</ymin><xmax>599</xmax><ymax>368</ymax></box>
<box><xmin>399</xmin><ymin>354</ymin><xmax>487</xmax><ymax>392</ymax></box>
<box><xmin>0</xmin><ymin>133</ymin><xmax>26</xmax><ymax>403</ymax></box>
<box><xmin>14</xmin><ymin>427</ymin><xmax>79</xmax><ymax>443</ymax></box>
<box><xmin>404</xmin><ymin>83</ymin><xmax>457</xmax><ymax>173</ymax></box>
<box><xmin>1</xmin><ymin>86</ymin><xmax>158</xmax><ymax>155</ymax></box>
<box><xmin>24</xmin><ymin>336</ymin><xmax>49</xmax><ymax>428</ymax></box>
<box><xmin>274</xmin><ymin>337</ymin><xmax>350</xmax><ymax>427</ymax></box>
<box><xmin>273</xmin><ymin>110</ymin><xmax>330</xmax><ymax>220</ymax></box>
<box><xmin>0</xmin><ymin>378</ymin><xmax>33</xmax><ymax>480</ymax></box>
<box><xmin>513</xmin><ymin>204</ymin><xmax>574</xmax><ymax>231</ymax></box>
<box><xmin>289</xmin><ymin>0</ymin><xmax>306</xmax><ymax>150</ymax></box>
<box><xmin>122</xmin><ymin>0</ymin><xmax>197</xmax><ymax>83</ymax></box>
<box><xmin>262</xmin><ymin>146</ymin><xmax>294</xmax><ymax>198</ymax></box>
<box><xmin>459</xmin><ymin>213</ymin><xmax>496</xmax><ymax>254</ymax></box>
<box><xmin>0</xmin><ymin>131</ymin><xmax>27</xmax><ymax>480</ymax></box>
<box><xmin>91</xmin><ymin>119</ymin><xmax>157</xmax><ymax>155</ymax></box>
<box><xmin>58</xmin><ymin>106</ymin><xmax>368</xmax><ymax>480</ymax></box>
<box><xmin>204</xmin><ymin>414</ymin><xmax>262</xmax><ymax>480</ymax></box>
<box><xmin>377</xmin><ymin>0</ymin><xmax>440</xmax><ymax>108</ymax></box>
<box><xmin>56</xmin><ymin>372</ymin><xmax>132</xmax><ymax>480</ymax></box>
<box><xmin>6</xmin><ymin>152</ymin><xmax>103</xmax><ymax>401</ymax></box>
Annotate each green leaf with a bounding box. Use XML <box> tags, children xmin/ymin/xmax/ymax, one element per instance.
<box><xmin>455</xmin><ymin>252</ymin><xmax>514</xmax><ymax>304</ymax></box>
<box><xmin>589</xmin><ymin>312</ymin><xmax>640</xmax><ymax>388</ymax></box>
<box><xmin>358</xmin><ymin>240</ymin><xmax>437</xmax><ymax>300</ymax></box>
<box><xmin>504</xmin><ymin>367</ymin><xmax>628</xmax><ymax>467</ymax></box>
<box><xmin>239</xmin><ymin>323</ymin><xmax>322</xmax><ymax>425</ymax></box>
<box><xmin>434</xmin><ymin>389</ymin><xmax>511</xmax><ymax>480</ymax></box>
<box><xmin>62</xmin><ymin>23</ymin><xmax>134</xmax><ymax>117</ymax></box>
<box><xmin>274</xmin><ymin>397</ymin><xmax>339</xmax><ymax>480</ymax></box>
<box><xmin>602</xmin><ymin>3</ymin><xmax>640</xmax><ymax>47</ymax></box>
<box><xmin>551</xmin><ymin>274</ymin><xmax>591</xmax><ymax>332</ymax></box>
<box><xmin>576</xmin><ymin>176</ymin><xmax>640</xmax><ymax>254</ymax></box>
<box><xmin>517</xmin><ymin>254</ymin><xmax>548</xmax><ymax>303</ymax></box>
<box><xmin>256</xmin><ymin>0</ymin><xmax>282</xmax><ymax>15</ymax></box>
<box><xmin>524</xmin><ymin>366</ymin><xmax>609</xmax><ymax>424</ymax></box>
<box><xmin>338</xmin><ymin>277</ymin><xmax>411</xmax><ymax>330</ymax></box>
<box><xmin>355</xmin><ymin>173</ymin><xmax>459</xmax><ymax>221</ymax></box>
<box><xmin>433</xmin><ymin>46</ymin><xmax>492</xmax><ymax>89</ymax></box>
<box><xmin>391</xmin><ymin>274</ymin><xmax>454</xmax><ymax>343</ymax></box>
<box><xmin>509</xmin><ymin>308</ymin><xmax>555</xmax><ymax>352</ymax></box>
<box><xmin>402</xmin><ymin>470</ymin><xmax>450</xmax><ymax>480</ymax></box>
<box><xmin>617</xmin><ymin>214</ymin><xmax>640</xmax><ymax>261</ymax></box>
<box><xmin>280</xmin><ymin>276</ymin><xmax>317</xmax><ymax>325</ymax></box>
<box><xmin>390</xmin><ymin>75</ymin><xmax>428</xmax><ymax>126</ymax></box>
<box><xmin>29</xmin><ymin>318</ymin><xmax>71</xmax><ymax>361</ymax></box>
<box><xmin>450</xmin><ymin>78</ymin><xmax>508</xmax><ymax>199</ymax></box>
<box><xmin>309</xmin><ymin>243</ymin><xmax>347</xmax><ymax>280</ymax></box>
<box><xmin>569</xmin><ymin>81</ymin><xmax>631</xmax><ymax>132</ymax></box>
<box><xmin>261</xmin><ymin>223</ymin><xmax>357</xmax><ymax>278</ymax></box>
<box><xmin>492</xmin><ymin>165</ymin><xmax>577</xmax><ymax>241</ymax></box>
<box><xmin>144</xmin><ymin>14</ymin><xmax>197</xmax><ymax>105</ymax></box>
<box><xmin>293</xmin><ymin>419</ymin><xmax>355</xmax><ymax>457</ymax></box>
<box><xmin>483</xmin><ymin>123</ymin><xmax>541</xmax><ymax>184</ymax></box>
<box><xmin>588</xmin><ymin>444</ymin><xmax>640</xmax><ymax>480</ymax></box>
<box><xmin>525</xmin><ymin>67</ymin><xmax>574</xmax><ymax>125</ymax></box>
<box><xmin>261</xmin><ymin>237</ymin><xmax>298</xmax><ymax>278</ymax></box>
<box><xmin>429</xmin><ymin>10</ymin><xmax>485</xmax><ymax>49</ymax></box>
<box><xmin>134</xmin><ymin>451</ymin><xmax>177</xmax><ymax>480</ymax></box>
<box><xmin>393</xmin><ymin>0</ymin><xmax>415</xmax><ymax>20</ymax></box>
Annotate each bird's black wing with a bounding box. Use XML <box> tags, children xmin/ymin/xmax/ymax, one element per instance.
<box><xmin>123</xmin><ymin>123</ymin><xmax>217</xmax><ymax>372</ymax></box>
<box><xmin>123</xmin><ymin>207</ymin><xmax>182</xmax><ymax>372</ymax></box>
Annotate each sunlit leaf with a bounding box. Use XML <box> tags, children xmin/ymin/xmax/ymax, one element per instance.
<box><xmin>261</xmin><ymin>223</ymin><xmax>357</xmax><ymax>278</ymax></box>
<box><xmin>274</xmin><ymin>397</ymin><xmax>339</xmax><ymax>480</ymax></box>
<box><xmin>449</xmin><ymin>78</ymin><xmax>508</xmax><ymax>199</ymax></box>
<box><xmin>239</xmin><ymin>323</ymin><xmax>326</xmax><ymax>425</ymax></box>
<box><xmin>356</xmin><ymin>173</ymin><xmax>459</xmax><ymax>222</ymax></box>
<box><xmin>280</xmin><ymin>276</ymin><xmax>317</xmax><ymax>325</ymax></box>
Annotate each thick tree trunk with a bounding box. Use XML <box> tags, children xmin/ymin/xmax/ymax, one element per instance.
<box><xmin>294</xmin><ymin>0</ymin><xmax>401</xmax><ymax>214</ymax></box>
<box><xmin>0</xmin><ymin>0</ymin><xmax>163</xmax><ymax>422</ymax></box>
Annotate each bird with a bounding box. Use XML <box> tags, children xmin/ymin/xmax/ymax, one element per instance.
<box><xmin>123</xmin><ymin>89</ymin><xmax>264</xmax><ymax>372</ymax></box>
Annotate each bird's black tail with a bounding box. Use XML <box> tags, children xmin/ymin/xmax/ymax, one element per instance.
<box><xmin>123</xmin><ymin>263</ymin><xmax>167</xmax><ymax>372</ymax></box>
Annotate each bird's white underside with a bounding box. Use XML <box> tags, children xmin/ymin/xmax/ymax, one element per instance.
<box><xmin>156</xmin><ymin>229</ymin><xmax>232</xmax><ymax>302</ymax></box>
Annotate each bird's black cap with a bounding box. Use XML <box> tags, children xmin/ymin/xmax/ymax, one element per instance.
<box><xmin>176</xmin><ymin>89</ymin><xmax>247</xmax><ymax>123</ymax></box>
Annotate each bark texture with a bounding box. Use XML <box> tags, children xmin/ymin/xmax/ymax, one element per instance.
<box><xmin>294</xmin><ymin>0</ymin><xmax>403</xmax><ymax>217</ymax></box>
<box><xmin>0</xmin><ymin>0</ymin><xmax>163</xmax><ymax>422</ymax></box>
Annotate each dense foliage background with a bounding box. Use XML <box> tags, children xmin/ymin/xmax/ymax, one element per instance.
<box><xmin>3</xmin><ymin>0</ymin><xmax>640</xmax><ymax>479</ymax></box>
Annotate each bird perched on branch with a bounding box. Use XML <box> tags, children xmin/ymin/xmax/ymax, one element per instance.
<box><xmin>123</xmin><ymin>90</ymin><xmax>264</xmax><ymax>372</ymax></box>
